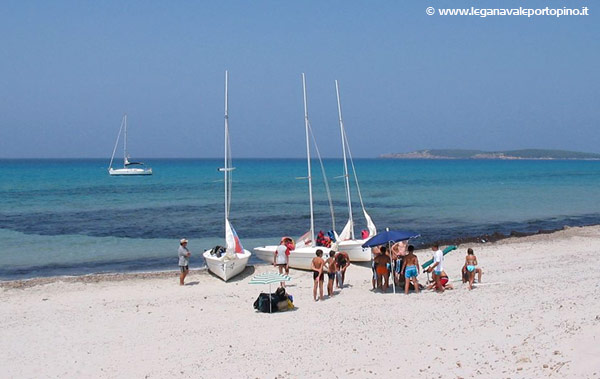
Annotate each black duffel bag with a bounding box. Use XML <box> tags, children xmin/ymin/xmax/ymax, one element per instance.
<box><xmin>253</xmin><ymin>292</ymin><xmax>277</xmax><ymax>313</ymax></box>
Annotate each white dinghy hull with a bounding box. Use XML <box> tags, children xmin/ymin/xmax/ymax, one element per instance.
<box><xmin>336</xmin><ymin>239</ymin><xmax>371</xmax><ymax>262</ymax></box>
<box><xmin>203</xmin><ymin>249</ymin><xmax>251</xmax><ymax>281</ymax></box>
<box><xmin>253</xmin><ymin>245</ymin><xmax>333</xmax><ymax>270</ymax></box>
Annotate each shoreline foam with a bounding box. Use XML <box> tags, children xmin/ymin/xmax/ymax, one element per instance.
<box><xmin>0</xmin><ymin>224</ymin><xmax>593</xmax><ymax>286</ymax></box>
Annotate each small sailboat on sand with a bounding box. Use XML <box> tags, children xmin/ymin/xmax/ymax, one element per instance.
<box><xmin>203</xmin><ymin>71</ymin><xmax>251</xmax><ymax>281</ymax></box>
<box><xmin>253</xmin><ymin>73</ymin><xmax>333</xmax><ymax>270</ymax></box>
<box><xmin>331</xmin><ymin>80</ymin><xmax>377</xmax><ymax>261</ymax></box>
<box><xmin>108</xmin><ymin>114</ymin><xmax>152</xmax><ymax>176</ymax></box>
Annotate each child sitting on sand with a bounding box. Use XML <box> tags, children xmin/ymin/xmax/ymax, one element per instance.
<box><xmin>426</xmin><ymin>270</ymin><xmax>453</xmax><ymax>291</ymax></box>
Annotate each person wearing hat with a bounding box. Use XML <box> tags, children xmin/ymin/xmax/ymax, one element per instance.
<box><xmin>178</xmin><ymin>239</ymin><xmax>191</xmax><ymax>285</ymax></box>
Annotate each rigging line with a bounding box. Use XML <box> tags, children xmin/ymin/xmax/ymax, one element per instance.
<box><xmin>307</xmin><ymin>120</ymin><xmax>336</xmax><ymax>232</ymax></box>
<box><xmin>343</xmin><ymin>127</ymin><xmax>367</xmax><ymax>213</ymax></box>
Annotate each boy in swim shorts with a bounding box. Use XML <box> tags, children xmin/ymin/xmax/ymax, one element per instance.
<box><xmin>310</xmin><ymin>249</ymin><xmax>325</xmax><ymax>301</ymax></box>
<box><xmin>325</xmin><ymin>250</ymin><xmax>337</xmax><ymax>297</ymax></box>
<box><xmin>400</xmin><ymin>245</ymin><xmax>420</xmax><ymax>294</ymax></box>
<box><xmin>374</xmin><ymin>247</ymin><xmax>391</xmax><ymax>292</ymax></box>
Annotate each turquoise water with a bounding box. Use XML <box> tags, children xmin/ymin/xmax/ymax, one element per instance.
<box><xmin>1</xmin><ymin>158</ymin><xmax>599</xmax><ymax>279</ymax></box>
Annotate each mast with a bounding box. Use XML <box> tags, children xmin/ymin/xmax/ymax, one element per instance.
<box><xmin>336</xmin><ymin>80</ymin><xmax>354</xmax><ymax>239</ymax></box>
<box><xmin>123</xmin><ymin>114</ymin><xmax>128</xmax><ymax>167</ymax></box>
<box><xmin>302</xmin><ymin>73</ymin><xmax>315</xmax><ymax>247</ymax></box>
<box><xmin>108</xmin><ymin>115</ymin><xmax>125</xmax><ymax>171</ymax></box>
<box><xmin>224</xmin><ymin>70</ymin><xmax>229</xmax><ymax>224</ymax></box>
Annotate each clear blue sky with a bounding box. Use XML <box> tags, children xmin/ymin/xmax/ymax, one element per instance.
<box><xmin>0</xmin><ymin>0</ymin><xmax>598</xmax><ymax>158</ymax></box>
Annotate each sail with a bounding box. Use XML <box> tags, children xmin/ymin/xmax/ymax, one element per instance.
<box><xmin>297</xmin><ymin>230</ymin><xmax>312</xmax><ymax>247</ymax></box>
<box><xmin>225</xmin><ymin>219</ymin><xmax>244</xmax><ymax>254</ymax></box>
<box><xmin>338</xmin><ymin>219</ymin><xmax>353</xmax><ymax>241</ymax></box>
<box><xmin>335</xmin><ymin>80</ymin><xmax>377</xmax><ymax>241</ymax></box>
<box><xmin>363</xmin><ymin>210</ymin><xmax>377</xmax><ymax>238</ymax></box>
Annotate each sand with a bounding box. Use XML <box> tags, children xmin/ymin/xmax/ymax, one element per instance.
<box><xmin>1</xmin><ymin>226</ymin><xmax>600</xmax><ymax>378</ymax></box>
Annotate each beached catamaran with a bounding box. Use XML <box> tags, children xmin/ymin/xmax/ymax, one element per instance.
<box><xmin>253</xmin><ymin>73</ymin><xmax>333</xmax><ymax>270</ymax></box>
<box><xmin>108</xmin><ymin>114</ymin><xmax>152</xmax><ymax>176</ymax></box>
<box><xmin>332</xmin><ymin>80</ymin><xmax>377</xmax><ymax>261</ymax></box>
<box><xmin>203</xmin><ymin>71</ymin><xmax>251</xmax><ymax>281</ymax></box>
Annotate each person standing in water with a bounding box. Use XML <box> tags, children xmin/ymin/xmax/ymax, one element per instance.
<box><xmin>178</xmin><ymin>239</ymin><xmax>191</xmax><ymax>286</ymax></box>
<box><xmin>310</xmin><ymin>249</ymin><xmax>325</xmax><ymax>301</ymax></box>
<box><xmin>400</xmin><ymin>245</ymin><xmax>420</xmax><ymax>294</ymax></box>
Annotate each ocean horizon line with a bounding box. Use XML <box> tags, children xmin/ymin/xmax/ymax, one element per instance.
<box><xmin>0</xmin><ymin>157</ymin><xmax>378</xmax><ymax>161</ymax></box>
<box><xmin>2</xmin><ymin>156</ymin><xmax>600</xmax><ymax>161</ymax></box>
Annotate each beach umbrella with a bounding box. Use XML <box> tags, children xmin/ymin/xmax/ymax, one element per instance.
<box><xmin>362</xmin><ymin>229</ymin><xmax>420</xmax><ymax>294</ymax></box>
<box><xmin>361</xmin><ymin>229</ymin><xmax>420</xmax><ymax>248</ymax></box>
<box><xmin>421</xmin><ymin>245</ymin><xmax>457</xmax><ymax>269</ymax></box>
<box><xmin>249</xmin><ymin>272</ymin><xmax>292</xmax><ymax>313</ymax></box>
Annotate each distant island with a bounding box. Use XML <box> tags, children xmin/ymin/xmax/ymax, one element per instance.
<box><xmin>380</xmin><ymin>149</ymin><xmax>600</xmax><ymax>160</ymax></box>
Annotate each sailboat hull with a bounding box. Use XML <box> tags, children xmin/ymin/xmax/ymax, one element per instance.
<box><xmin>109</xmin><ymin>168</ymin><xmax>153</xmax><ymax>176</ymax></box>
<box><xmin>203</xmin><ymin>249</ymin><xmax>251</xmax><ymax>281</ymax></box>
<box><xmin>336</xmin><ymin>239</ymin><xmax>372</xmax><ymax>262</ymax></box>
<box><xmin>253</xmin><ymin>245</ymin><xmax>333</xmax><ymax>270</ymax></box>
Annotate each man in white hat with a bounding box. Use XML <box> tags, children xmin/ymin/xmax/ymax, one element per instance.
<box><xmin>178</xmin><ymin>239</ymin><xmax>191</xmax><ymax>285</ymax></box>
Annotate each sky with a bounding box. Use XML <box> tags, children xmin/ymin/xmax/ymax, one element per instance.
<box><xmin>0</xmin><ymin>0</ymin><xmax>598</xmax><ymax>158</ymax></box>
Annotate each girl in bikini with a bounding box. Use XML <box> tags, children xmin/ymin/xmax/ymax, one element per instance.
<box><xmin>463</xmin><ymin>248</ymin><xmax>480</xmax><ymax>290</ymax></box>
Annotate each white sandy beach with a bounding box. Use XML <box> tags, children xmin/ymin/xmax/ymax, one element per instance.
<box><xmin>1</xmin><ymin>226</ymin><xmax>600</xmax><ymax>378</ymax></box>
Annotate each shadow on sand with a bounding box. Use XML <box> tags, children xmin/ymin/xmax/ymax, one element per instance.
<box><xmin>205</xmin><ymin>265</ymin><xmax>257</xmax><ymax>283</ymax></box>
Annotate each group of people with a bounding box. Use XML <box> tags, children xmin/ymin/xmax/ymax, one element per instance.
<box><xmin>272</xmin><ymin>237</ymin><xmax>351</xmax><ymax>301</ymax></box>
<box><xmin>178</xmin><ymin>236</ymin><xmax>483</xmax><ymax>294</ymax></box>
<box><xmin>371</xmin><ymin>243</ymin><xmax>421</xmax><ymax>294</ymax></box>
<box><xmin>371</xmin><ymin>241</ymin><xmax>483</xmax><ymax>294</ymax></box>
<box><xmin>308</xmin><ymin>249</ymin><xmax>350</xmax><ymax>301</ymax></box>
<box><xmin>315</xmin><ymin>230</ymin><xmax>333</xmax><ymax>248</ymax></box>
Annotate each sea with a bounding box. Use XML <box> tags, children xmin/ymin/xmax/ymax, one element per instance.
<box><xmin>1</xmin><ymin>158</ymin><xmax>599</xmax><ymax>280</ymax></box>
